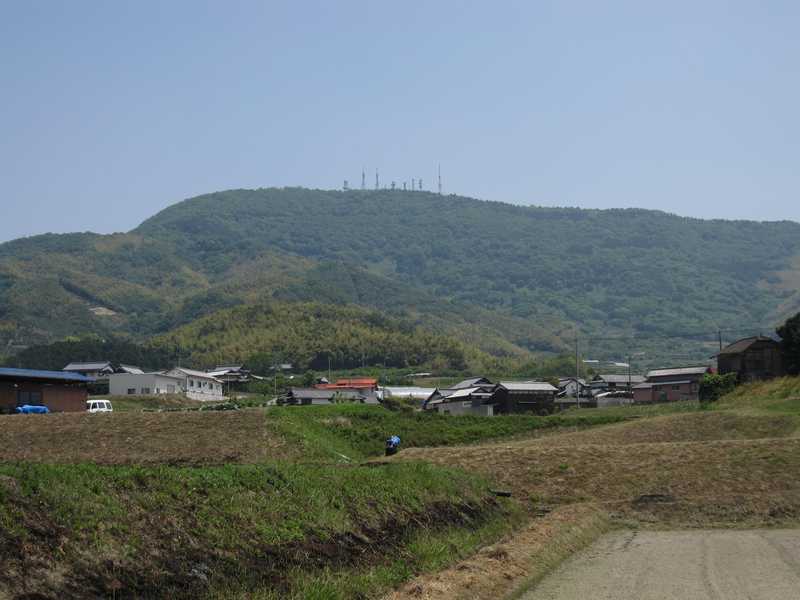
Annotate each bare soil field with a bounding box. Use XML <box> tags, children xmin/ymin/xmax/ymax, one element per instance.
<box><xmin>522</xmin><ymin>529</ymin><xmax>800</xmax><ymax>600</ymax></box>
<box><xmin>0</xmin><ymin>410</ymin><xmax>293</xmax><ymax>464</ymax></box>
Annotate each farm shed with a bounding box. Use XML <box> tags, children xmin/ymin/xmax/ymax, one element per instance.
<box><xmin>717</xmin><ymin>336</ymin><xmax>784</xmax><ymax>382</ymax></box>
<box><xmin>0</xmin><ymin>367</ymin><xmax>92</xmax><ymax>413</ymax></box>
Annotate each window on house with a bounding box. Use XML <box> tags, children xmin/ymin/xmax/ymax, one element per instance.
<box><xmin>672</xmin><ymin>385</ymin><xmax>680</xmax><ymax>390</ymax></box>
<box><xmin>189</xmin><ymin>380</ymin><xmax>194</xmax><ymax>387</ymax></box>
<box><xmin>141</xmin><ymin>388</ymin><xmax>151</xmax><ymax>395</ymax></box>
<box><xmin>167</xmin><ymin>385</ymin><xmax>175</xmax><ymax>393</ymax></box>
<box><xmin>127</xmin><ymin>388</ymin><xmax>136</xmax><ymax>395</ymax></box>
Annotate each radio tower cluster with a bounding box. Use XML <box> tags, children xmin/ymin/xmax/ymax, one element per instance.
<box><xmin>343</xmin><ymin>165</ymin><xmax>442</xmax><ymax>194</ymax></box>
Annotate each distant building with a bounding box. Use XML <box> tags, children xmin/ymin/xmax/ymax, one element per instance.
<box><xmin>382</xmin><ymin>386</ymin><xmax>437</xmax><ymax>401</ymax></box>
<box><xmin>424</xmin><ymin>378</ymin><xmax>557</xmax><ymax>416</ymax></box>
<box><xmin>109</xmin><ymin>372</ymin><xmax>184</xmax><ymax>397</ymax></box>
<box><xmin>633</xmin><ymin>366</ymin><xmax>711</xmax><ymax>404</ymax></box>
<box><xmin>281</xmin><ymin>387</ymin><xmax>380</xmax><ymax>406</ymax></box>
<box><xmin>558</xmin><ymin>377</ymin><xmax>591</xmax><ymax>398</ymax></box>
<box><xmin>63</xmin><ymin>361</ymin><xmax>116</xmax><ymax>380</ymax></box>
<box><xmin>590</xmin><ymin>374</ymin><xmax>645</xmax><ymax>395</ymax></box>
<box><xmin>316</xmin><ymin>378</ymin><xmax>379</xmax><ymax>391</ymax></box>
<box><xmin>0</xmin><ymin>367</ymin><xmax>92</xmax><ymax>413</ymax></box>
<box><xmin>498</xmin><ymin>381</ymin><xmax>558</xmax><ymax>414</ymax></box>
<box><xmin>164</xmin><ymin>368</ymin><xmax>225</xmax><ymax>401</ymax></box>
<box><xmin>717</xmin><ymin>336</ymin><xmax>784</xmax><ymax>382</ymax></box>
<box><xmin>206</xmin><ymin>364</ymin><xmax>263</xmax><ymax>385</ymax></box>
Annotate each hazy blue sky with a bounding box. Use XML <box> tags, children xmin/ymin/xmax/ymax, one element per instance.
<box><xmin>2</xmin><ymin>1</ymin><xmax>799</xmax><ymax>242</ymax></box>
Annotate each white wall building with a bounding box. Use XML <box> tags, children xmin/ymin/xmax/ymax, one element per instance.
<box><xmin>109</xmin><ymin>372</ymin><xmax>184</xmax><ymax>396</ymax></box>
<box><xmin>164</xmin><ymin>368</ymin><xmax>225</xmax><ymax>401</ymax></box>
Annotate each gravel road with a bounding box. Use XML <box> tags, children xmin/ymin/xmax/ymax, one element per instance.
<box><xmin>523</xmin><ymin>529</ymin><xmax>800</xmax><ymax>600</ymax></box>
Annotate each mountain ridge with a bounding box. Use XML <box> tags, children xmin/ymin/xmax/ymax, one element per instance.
<box><xmin>2</xmin><ymin>187</ymin><xmax>799</xmax><ymax>367</ymax></box>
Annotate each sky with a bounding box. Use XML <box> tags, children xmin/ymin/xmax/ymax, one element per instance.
<box><xmin>1</xmin><ymin>1</ymin><xmax>799</xmax><ymax>243</ymax></box>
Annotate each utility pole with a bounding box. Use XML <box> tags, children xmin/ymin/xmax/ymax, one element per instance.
<box><xmin>575</xmin><ymin>334</ymin><xmax>580</xmax><ymax>408</ymax></box>
<box><xmin>627</xmin><ymin>354</ymin><xmax>631</xmax><ymax>394</ymax></box>
<box><xmin>328</xmin><ymin>354</ymin><xmax>332</xmax><ymax>383</ymax></box>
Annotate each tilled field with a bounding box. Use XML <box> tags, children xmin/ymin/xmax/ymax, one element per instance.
<box><xmin>0</xmin><ymin>409</ymin><xmax>294</xmax><ymax>464</ymax></box>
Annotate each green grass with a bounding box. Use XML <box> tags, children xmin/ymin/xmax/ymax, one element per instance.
<box><xmin>221</xmin><ymin>511</ymin><xmax>522</xmax><ymax>600</ymax></box>
<box><xmin>719</xmin><ymin>377</ymin><xmax>800</xmax><ymax>415</ymax></box>
<box><xmin>264</xmin><ymin>404</ymin><xmax>639</xmax><ymax>461</ymax></box>
<box><xmin>0</xmin><ymin>461</ymin><xmax>515</xmax><ymax>598</ymax></box>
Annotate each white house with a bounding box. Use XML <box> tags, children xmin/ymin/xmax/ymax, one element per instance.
<box><xmin>109</xmin><ymin>372</ymin><xmax>184</xmax><ymax>396</ymax></box>
<box><xmin>164</xmin><ymin>368</ymin><xmax>225</xmax><ymax>401</ymax></box>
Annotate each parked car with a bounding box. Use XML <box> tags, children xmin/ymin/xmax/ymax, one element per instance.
<box><xmin>87</xmin><ymin>399</ymin><xmax>113</xmax><ymax>413</ymax></box>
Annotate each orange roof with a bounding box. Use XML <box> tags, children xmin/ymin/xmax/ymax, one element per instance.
<box><xmin>315</xmin><ymin>377</ymin><xmax>378</xmax><ymax>390</ymax></box>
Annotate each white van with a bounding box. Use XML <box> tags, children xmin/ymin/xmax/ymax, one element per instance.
<box><xmin>87</xmin><ymin>399</ymin><xmax>113</xmax><ymax>413</ymax></box>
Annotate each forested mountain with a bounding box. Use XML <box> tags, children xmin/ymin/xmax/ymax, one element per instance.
<box><xmin>2</xmin><ymin>187</ymin><xmax>799</xmax><ymax>368</ymax></box>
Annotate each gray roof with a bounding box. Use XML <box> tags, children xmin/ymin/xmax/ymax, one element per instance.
<box><xmin>718</xmin><ymin>336</ymin><xmax>778</xmax><ymax>355</ymax></box>
<box><xmin>289</xmin><ymin>388</ymin><xmax>336</xmax><ymax>400</ymax></box>
<box><xmin>118</xmin><ymin>364</ymin><xmax>144</xmax><ymax>374</ymax></box>
<box><xmin>451</xmin><ymin>377</ymin><xmax>492</xmax><ymax>390</ymax></box>
<box><xmin>501</xmin><ymin>381</ymin><xmax>558</xmax><ymax>392</ymax></box>
<box><xmin>63</xmin><ymin>361</ymin><xmax>113</xmax><ymax>372</ymax></box>
<box><xmin>0</xmin><ymin>367</ymin><xmax>93</xmax><ymax>383</ymax></box>
<box><xmin>647</xmin><ymin>366</ymin><xmax>709</xmax><ymax>378</ymax></box>
<box><xmin>594</xmin><ymin>374</ymin><xmax>645</xmax><ymax>384</ymax></box>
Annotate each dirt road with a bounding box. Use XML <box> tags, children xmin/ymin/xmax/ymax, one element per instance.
<box><xmin>523</xmin><ymin>529</ymin><xmax>800</xmax><ymax>600</ymax></box>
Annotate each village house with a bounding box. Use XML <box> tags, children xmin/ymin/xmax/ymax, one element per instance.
<box><xmin>0</xmin><ymin>367</ymin><xmax>92</xmax><ymax>413</ymax></box>
<box><xmin>163</xmin><ymin>368</ymin><xmax>225</xmax><ymax>401</ymax></box>
<box><xmin>558</xmin><ymin>377</ymin><xmax>591</xmax><ymax>399</ymax></box>
<box><xmin>281</xmin><ymin>387</ymin><xmax>380</xmax><ymax>406</ymax></box>
<box><xmin>590</xmin><ymin>374</ymin><xmax>646</xmax><ymax>395</ymax></box>
<box><xmin>206</xmin><ymin>364</ymin><xmax>264</xmax><ymax>385</ymax></box>
<box><xmin>633</xmin><ymin>366</ymin><xmax>711</xmax><ymax>404</ymax></box>
<box><xmin>497</xmin><ymin>381</ymin><xmax>558</xmax><ymax>414</ymax></box>
<box><xmin>108</xmin><ymin>371</ymin><xmax>184</xmax><ymax>397</ymax></box>
<box><xmin>717</xmin><ymin>336</ymin><xmax>785</xmax><ymax>382</ymax></box>
<box><xmin>424</xmin><ymin>378</ymin><xmax>557</xmax><ymax>416</ymax></box>
<box><xmin>62</xmin><ymin>361</ymin><xmax>116</xmax><ymax>380</ymax></box>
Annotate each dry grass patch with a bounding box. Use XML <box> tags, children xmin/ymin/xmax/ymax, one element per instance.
<box><xmin>0</xmin><ymin>410</ymin><xmax>295</xmax><ymax>465</ymax></box>
<box><xmin>386</xmin><ymin>504</ymin><xmax>609</xmax><ymax>600</ymax></box>
<box><xmin>392</xmin><ymin>437</ymin><xmax>800</xmax><ymax>525</ymax></box>
<box><xmin>534</xmin><ymin>412</ymin><xmax>799</xmax><ymax>446</ymax></box>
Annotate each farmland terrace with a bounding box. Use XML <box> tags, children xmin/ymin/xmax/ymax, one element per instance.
<box><xmin>0</xmin><ymin>379</ymin><xmax>799</xmax><ymax>599</ymax></box>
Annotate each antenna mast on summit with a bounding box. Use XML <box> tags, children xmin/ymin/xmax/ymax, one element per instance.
<box><xmin>361</xmin><ymin>168</ymin><xmax>366</xmax><ymax>190</ymax></box>
<box><xmin>375</xmin><ymin>169</ymin><xmax>380</xmax><ymax>190</ymax></box>
<box><xmin>437</xmin><ymin>164</ymin><xmax>442</xmax><ymax>195</ymax></box>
